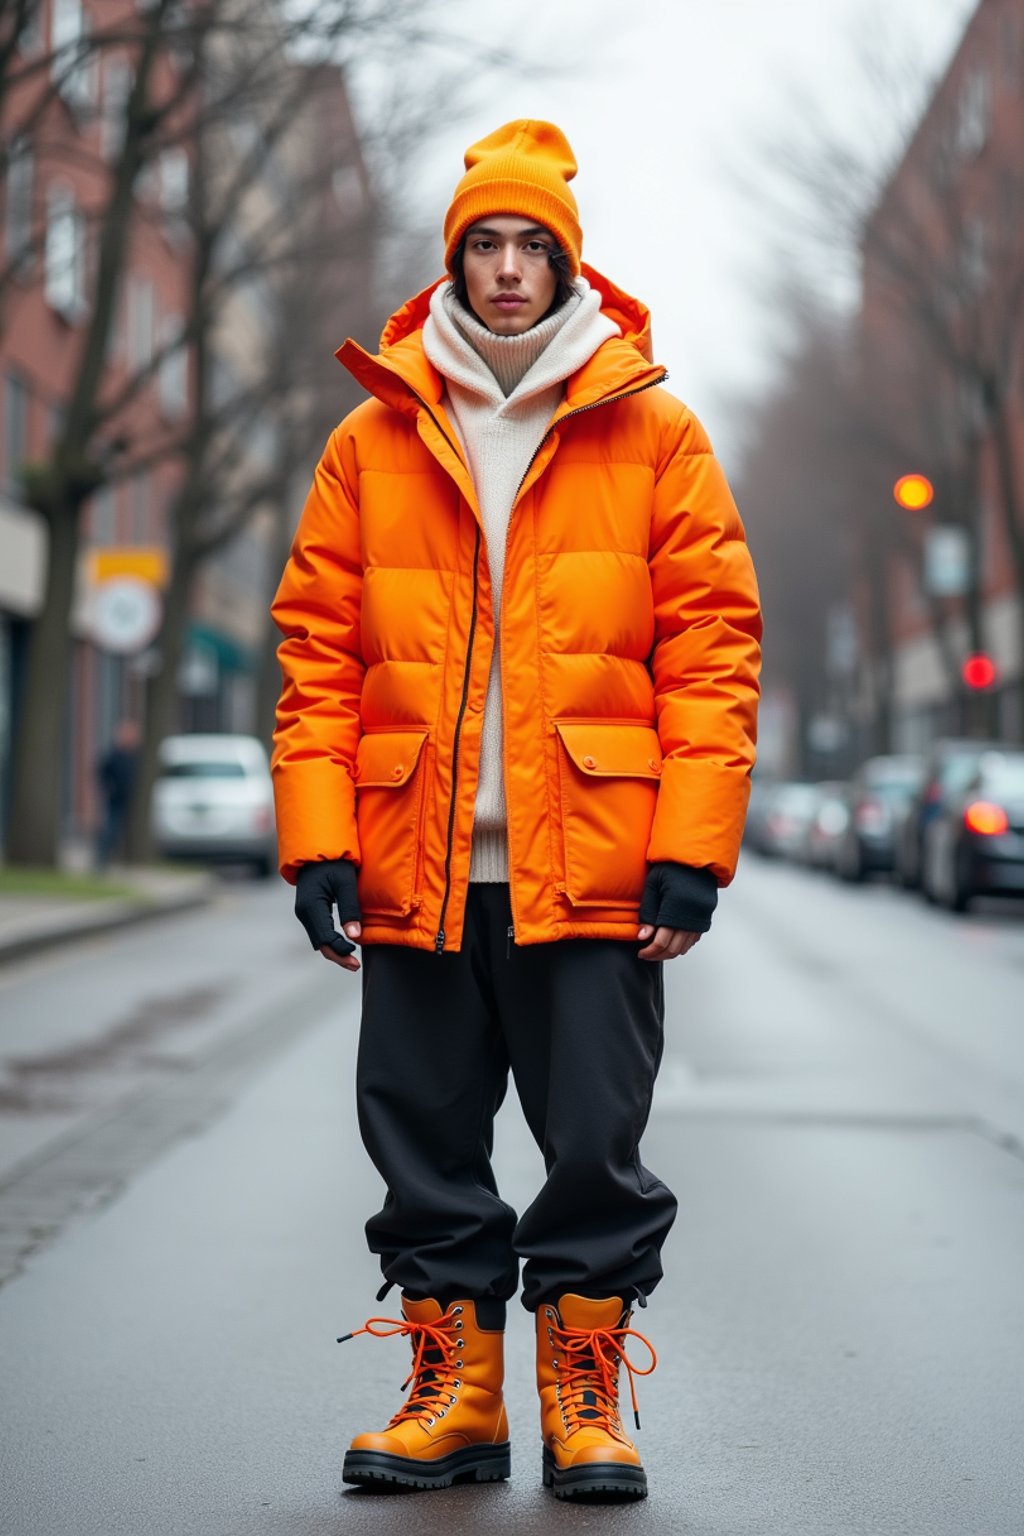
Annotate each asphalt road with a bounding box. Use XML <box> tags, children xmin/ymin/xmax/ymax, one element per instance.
<box><xmin>1</xmin><ymin>860</ymin><xmax>1022</xmax><ymax>1535</ymax></box>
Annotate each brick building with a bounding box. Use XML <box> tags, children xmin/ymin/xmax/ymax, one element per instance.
<box><xmin>1</xmin><ymin>0</ymin><xmax>193</xmax><ymax>840</ymax></box>
<box><xmin>859</xmin><ymin>0</ymin><xmax>1024</xmax><ymax>749</ymax></box>
<box><xmin>0</xmin><ymin>1</ymin><xmax>372</xmax><ymax>852</ymax></box>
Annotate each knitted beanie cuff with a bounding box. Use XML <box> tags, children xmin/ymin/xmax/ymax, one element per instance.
<box><xmin>444</xmin><ymin>179</ymin><xmax>582</xmax><ymax>275</ymax></box>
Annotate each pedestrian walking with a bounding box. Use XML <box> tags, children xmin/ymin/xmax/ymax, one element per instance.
<box><xmin>95</xmin><ymin>718</ymin><xmax>140</xmax><ymax>870</ymax></box>
<box><xmin>271</xmin><ymin>119</ymin><xmax>762</xmax><ymax>1501</ymax></box>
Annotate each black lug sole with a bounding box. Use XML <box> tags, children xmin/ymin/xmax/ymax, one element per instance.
<box><xmin>542</xmin><ymin>1444</ymin><xmax>647</xmax><ymax>1501</ymax></box>
<box><xmin>343</xmin><ymin>1440</ymin><xmax>511</xmax><ymax>1491</ymax></box>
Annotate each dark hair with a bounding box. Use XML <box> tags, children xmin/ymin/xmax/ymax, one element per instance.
<box><xmin>449</xmin><ymin>233</ymin><xmax>576</xmax><ymax>318</ymax></box>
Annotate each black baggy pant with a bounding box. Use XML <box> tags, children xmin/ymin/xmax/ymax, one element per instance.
<box><xmin>356</xmin><ymin>884</ymin><xmax>677</xmax><ymax>1314</ymax></box>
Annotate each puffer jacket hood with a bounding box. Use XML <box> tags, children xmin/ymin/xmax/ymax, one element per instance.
<box><xmin>272</xmin><ymin>267</ymin><xmax>762</xmax><ymax>953</ymax></box>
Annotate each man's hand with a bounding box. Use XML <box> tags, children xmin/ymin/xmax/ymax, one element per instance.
<box><xmin>636</xmin><ymin>923</ymin><xmax>701</xmax><ymax>961</ymax></box>
<box><xmin>294</xmin><ymin>859</ymin><xmax>363</xmax><ymax>974</ymax></box>
<box><xmin>637</xmin><ymin>861</ymin><xmax>718</xmax><ymax>961</ymax></box>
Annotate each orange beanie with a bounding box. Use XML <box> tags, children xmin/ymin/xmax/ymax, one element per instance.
<box><xmin>443</xmin><ymin>120</ymin><xmax>583</xmax><ymax>276</ymax></box>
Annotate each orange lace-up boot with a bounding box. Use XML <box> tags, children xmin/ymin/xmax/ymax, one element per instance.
<box><xmin>536</xmin><ymin>1293</ymin><xmax>657</xmax><ymax>1501</ymax></box>
<box><xmin>340</xmin><ymin>1296</ymin><xmax>511</xmax><ymax>1490</ymax></box>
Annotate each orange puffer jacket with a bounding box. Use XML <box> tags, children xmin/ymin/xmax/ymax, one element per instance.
<box><xmin>271</xmin><ymin>265</ymin><xmax>762</xmax><ymax>952</ymax></box>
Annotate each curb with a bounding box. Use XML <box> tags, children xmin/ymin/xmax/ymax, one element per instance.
<box><xmin>0</xmin><ymin>880</ymin><xmax>216</xmax><ymax>967</ymax></box>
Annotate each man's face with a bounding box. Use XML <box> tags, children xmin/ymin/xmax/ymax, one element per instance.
<box><xmin>461</xmin><ymin>216</ymin><xmax>560</xmax><ymax>334</ymax></box>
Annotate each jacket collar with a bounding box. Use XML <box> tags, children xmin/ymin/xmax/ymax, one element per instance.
<box><xmin>335</xmin><ymin>263</ymin><xmax>665</xmax><ymax>423</ymax></box>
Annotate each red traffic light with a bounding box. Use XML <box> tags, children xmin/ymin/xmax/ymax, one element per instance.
<box><xmin>962</xmin><ymin>653</ymin><xmax>997</xmax><ymax>690</ymax></box>
<box><xmin>893</xmin><ymin>474</ymin><xmax>935</xmax><ymax>511</ymax></box>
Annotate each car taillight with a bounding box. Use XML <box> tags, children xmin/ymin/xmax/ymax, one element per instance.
<box><xmin>924</xmin><ymin>782</ymin><xmax>943</xmax><ymax>805</ymax></box>
<box><xmin>855</xmin><ymin>798</ymin><xmax>887</xmax><ymax>832</ymax></box>
<box><xmin>964</xmin><ymin>801</ymin><xmax>1008</xmax><ymax>836</ymax></box>
<box><xmin>253</xmin><ymin>804</ymin><xmax>274</xmax><ymax>833</ymax></box>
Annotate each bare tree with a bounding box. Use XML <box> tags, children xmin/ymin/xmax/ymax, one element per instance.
<box><xmin>2</xmin><ymin>0</ymin><xmax>521</xmax><ymax>867</ymax></box>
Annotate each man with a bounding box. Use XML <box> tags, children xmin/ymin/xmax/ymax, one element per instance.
<box><xmin>95</xmin><ymin>718</ymin><xmax>140</xmax><ymax>870</ymax></box>
<box><xmin>271</xmin><ymin>120</ymin><xmax>761</xmax><ymax>1502</ymax></box>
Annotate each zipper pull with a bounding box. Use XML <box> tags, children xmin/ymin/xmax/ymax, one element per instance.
<box><xmin>434</xmin><ymin>930</ymin><xmax>446</xmax><ymax>954</ymax></box>
<box><xmin>506</xmin><ymin>925</ymin><xmax>514</xmax><ymax>960</ymax></box>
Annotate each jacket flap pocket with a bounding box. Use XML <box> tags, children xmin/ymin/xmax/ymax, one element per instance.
<box><xmin>355</xmin><ymin>729</ymin><xmax>428</xmax><ymax>788</ymax></box>
<box><xmin>554</xmin><ymin>722</ymin><xmax>663</xmax><ymax>779</ymax></box>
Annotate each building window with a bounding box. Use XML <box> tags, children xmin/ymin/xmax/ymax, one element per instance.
<box><xmin>17</xmin><ymin>2</ymin><xmax>45</xmax><ymax>54</ymax></box>
<box><xmin>956</xmin><ymin>67</ymin><xmax>991</xmax><ymax>157</ymax></box>
<box><xmin>89</xmin><ymin>483</ymin><xmax>116</xmax><ymax>546</ymax></box>
<box><xmin>158</xmin><ymin>314</ymin><xmax>188</xmax><ymax>418</ymax></box>
<box><xmin>127</xmin><ymin>277</ymin><xmax>156</xmax><ymax>369</ymax></box>
<box><xmin>3</xmin><ymin>374</ymin><xmax>30</xmax><ymax>500</ymax></box>
<box><xmin>51</xmin><ymin>0</ymin><xmax>95</xmax><ymax>115</ymax></box>
<box><xmin>101</xmin><ymin>55</ymin><xmax>133</xmax><ymax>162</ymax></box>
<box><xmin>49</xmin><ymin>402</ymin><xmax>66</xmax><ymax>449</ymax></box>
<box><xmin>160</xmin><ymin>148</ymin><xmax>189</xmax><ymax>212</ymax></box>
<box><xmin>3</xmin><ymin>138</ymin><xmax>34</xmax><ymax>275</ymax></box>
<box><xmin>960</xmin><ymin>217</ymin><xmax>988</xmax><ymax>297</ymax></box>
<box><xmin>129</xmin><ymin>471</ymin><xmax>152</xmax><ymax>541</ymax></box>
<box><xmin>44</xmin><ymin>183</ymin><xmax>86</xmax><ymax>320</ymax></box>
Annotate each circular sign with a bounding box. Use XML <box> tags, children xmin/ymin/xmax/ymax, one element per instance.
<box><xmin>90</xmin><ymin>578</ymin><xmax>163</xmax><ymax>655</ymax></box>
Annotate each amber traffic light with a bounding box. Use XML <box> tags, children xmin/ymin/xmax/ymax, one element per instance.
<box><xmin>893</xmin><ymin>473</ymin><xmax>935</xmax><ymax>511</ymax></box>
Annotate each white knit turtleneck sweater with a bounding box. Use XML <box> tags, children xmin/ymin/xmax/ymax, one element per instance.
<box><xmin>422</xmin><ymin>279</ymin><xmax>620</xmax><ymax>881</ymax></box>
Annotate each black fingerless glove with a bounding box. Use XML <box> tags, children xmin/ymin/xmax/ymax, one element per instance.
<box><xmin>639</xmin><ymin>862</ymin><xmax>718</xmax><ymax>934</ymax></box>
<box><xmin>294</xmin><ymin>858</ymin><xmax>362</xmax><ymax>957</ymax></box>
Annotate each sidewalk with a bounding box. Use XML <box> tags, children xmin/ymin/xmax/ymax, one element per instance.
<box><xmin>0</xmin><ymin>865</ymin><xmax>216</xmax><ymax>965</ymax></box>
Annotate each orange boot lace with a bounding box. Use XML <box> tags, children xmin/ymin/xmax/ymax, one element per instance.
<box><xmin>549</xmin><ymin>1316</ymin><xmax>657</xmax><ymax>1434</ymax></box>
<box><xmin>337</xmin><ymin>1305</ymin><xmax>468</xmax><ymax>1429</ymax></box>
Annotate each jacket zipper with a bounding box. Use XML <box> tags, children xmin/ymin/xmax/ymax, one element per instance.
<box><xmin>396</xmin><ymin>384</ymin><xmax>479</xmax><ymax>957</ymax></box>
<box><xmin>498</xmin><ymin>369</ymin><xmax>669</xmax><ymax>945</ymax></box>
<box><xmin>420</xmin><ymin>371</ymin><xmax>667</xmax><ymax>954</ymax></box>
<box><xmin>435</xmin><ymin>521</ymin><xmax>481</xmax><ymax>953</ymax></box>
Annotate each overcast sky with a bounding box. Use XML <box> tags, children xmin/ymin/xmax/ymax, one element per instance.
<box><xmin>358</xmin><ymin>0</ymin><xmax>976</xmax><ymax>467</ymax></box>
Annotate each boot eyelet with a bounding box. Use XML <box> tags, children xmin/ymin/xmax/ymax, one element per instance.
<box><xmin>452</xmin><ymin>1305</ymin><xmax>463</xmax><ymax>1314</ymax></box>
<box><xmin>425</xmin><ymin>1417</ymin><xmax>435</xmax><ymax>1427</ymax></box>
<box><xmin>453</xmin><ymin>1380</ymin><xmax>461</xmax><ymax>1389</ymax></box>
<box><xmin>454</xmin><ymin>1320</ymin><xmax>463</xmax><ymax>1330</ymax></box>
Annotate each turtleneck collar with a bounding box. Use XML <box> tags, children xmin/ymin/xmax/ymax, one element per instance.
<box><xmin>422</xmin><ymin>277</ymin><xmax>620</xmax><ymax>410</ymax></box>
<box><xmin>444</xmin><ymin>286</ymin><xmax>582</xmax><ymax>398</ymax></box>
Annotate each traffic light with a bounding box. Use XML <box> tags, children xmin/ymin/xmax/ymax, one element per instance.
<box><xmin>961</xmin><ymin>653</ymin><xmax>997</xmax><ymax>690</ymax></box>
<box><xmin>893</xmin><ymin>473</ymin><xmax>935</xmax><ymax>511</ymax></box>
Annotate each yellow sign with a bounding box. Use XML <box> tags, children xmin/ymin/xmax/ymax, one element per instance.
<box><xmin>89</xmin><ymin>547</ymin><xmax>169</xmax><ymax>588</ymax></box>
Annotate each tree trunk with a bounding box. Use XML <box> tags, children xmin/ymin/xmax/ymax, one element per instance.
<box><xmin>5</xmin><ymin>509</ymin><xmax>80</xmax><ymax>865</ymax></box>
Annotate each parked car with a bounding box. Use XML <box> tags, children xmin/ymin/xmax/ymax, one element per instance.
<box><xmin>920</xmin><ymin>748</ymin><xmax>1024</xmax><ymax>911</ymax></box>
<box><xmin>756</xmin><ymin>782</ymin><xmax>820</xmax><ymax>861</ymax></box>
<box><xmin>744</xmin><ymin>778</ymin><xmax>778</xmax><ymax>855</ymax></box>
<box><xmin>152</xmin><ymin>734</ymin><xmax>277</xmax><ymax>877</ymax></box>
<box><xmin>804</xmin><ymin>781</ymin><xmax>850</xmax><ymax>869</ymax></box>
<box><xmin>894</xmin><ymin>738</ymin><xmax>1005</xmax><ymax>888</ymax></box>
<box><xmin>834</xmin><ymin>754</ymin><xmax>923</xmax><ymax>882</ymax></box>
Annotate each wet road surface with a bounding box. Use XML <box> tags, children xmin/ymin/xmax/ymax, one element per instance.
<box><xmin>1</xmin><ymin>861</ymin><xmax>1022</xmax><ymax>1534</ymax></box>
